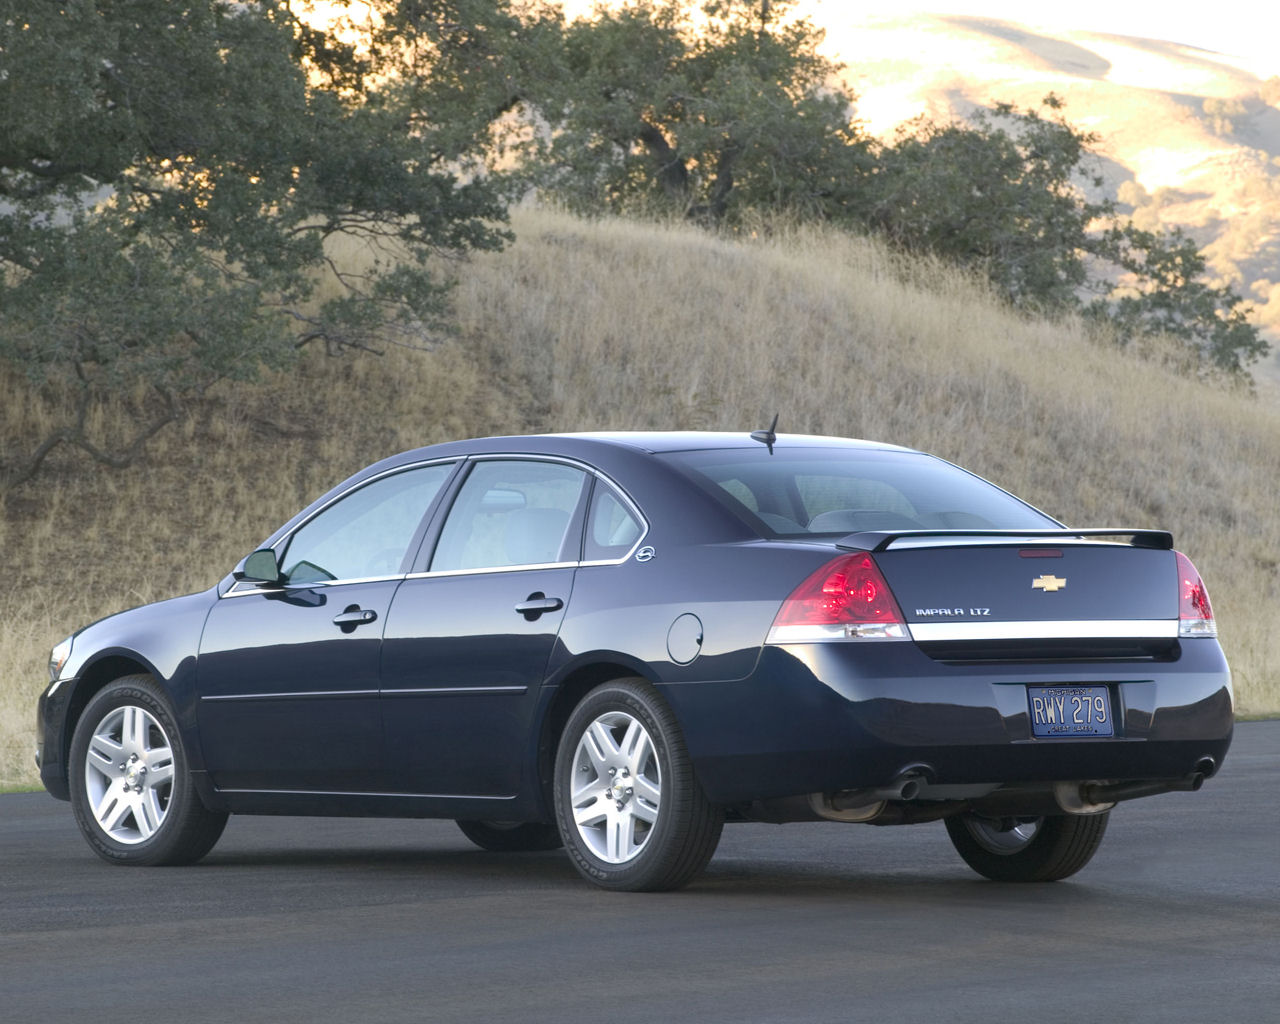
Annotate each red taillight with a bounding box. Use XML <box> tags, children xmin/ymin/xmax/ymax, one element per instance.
<box><xmin>768</xmin><ymin>553</ymin><xmax>908</xmax><ymax>642</ymax></box>
<box><xmin>1175</xmin><ymin>551</ymin><xmax>1217</xmax><ymax>638</ymax></box>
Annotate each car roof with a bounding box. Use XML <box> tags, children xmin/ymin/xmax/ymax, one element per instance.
<box><xmin>543</xmin><ymin>431</ymin><xmax>914</xmax><ymax>454</ymax></box>
<box><xmin>387</xmin><ymin>431</ymin><xmax>915</xmax><ymax>464</ymax></box>
<box><xmin>256</xmin><ymin>431</ymin><xmax>926</xmax><ymax>558</ymax></box>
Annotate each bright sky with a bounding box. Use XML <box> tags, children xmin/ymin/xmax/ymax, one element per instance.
<box><xmin>559</xmin><ymin>1</ymin><xmax>1279</xmax><ymax>76</ymax></box>
<box><xmin>794</xmin><ymin>2</ymin><xmax>1278</xmax><ymax>75</ymax></box>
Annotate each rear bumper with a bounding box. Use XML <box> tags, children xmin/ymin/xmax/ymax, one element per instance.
<box><xmin>666</xmin><ymin>639</ymin><xmax>1234</xmax><ymax>804</ymax></box>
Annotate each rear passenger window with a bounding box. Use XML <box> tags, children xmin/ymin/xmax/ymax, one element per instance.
<box><xmin>585</xmin><ymin>483</ymin><xmax>643</xmax><ymax>561</ymax></box>
<box><xmin>431</xmin><ymin>460</ymin><xmax>588</xmax><ymax>571</ymax></box>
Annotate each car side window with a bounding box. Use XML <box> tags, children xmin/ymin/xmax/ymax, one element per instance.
<box><xmin>430</xmin><ymin>460</ymin><xmax>588</xmax><ymax>572</ymax></box>
<box><xmin>584</xmin><ymin>482</ymin><xmax>643</xmax><ymax>561</ymax></box>
<box><xmin>279</xmin><ymin>464</ymin><xmax>453</xmax><ymax>584</ymax></box>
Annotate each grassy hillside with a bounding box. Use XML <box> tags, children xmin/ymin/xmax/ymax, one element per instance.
<box><xmin>3</xmin><ymin>208</ymin><xmax>1277</xmax><ymax>787</ymax></box>
<box><xmin>819</xmin><ymin>9</ymin><xmax>1280</xmax><ymax>382</ymax></box>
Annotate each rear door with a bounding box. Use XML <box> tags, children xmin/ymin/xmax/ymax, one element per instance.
<box><xmin>379</xmin><ymin>458</ymin><xmax>590</xmax><ymax>799</ymax></box>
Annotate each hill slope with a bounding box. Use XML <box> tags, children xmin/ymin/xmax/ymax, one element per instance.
<box><xmin>3</xmin><ymin>210</ymin><xmax>1277</xmax><ymax>786</ymax></box>
<box><xmin>815</xmin><ymin>8</ymin><xmax>1280</xmax><ymax>384</ymax></box>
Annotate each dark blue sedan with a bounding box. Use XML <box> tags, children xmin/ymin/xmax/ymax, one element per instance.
<box><xmin>36</xmin><ymin>431</ymin><xmax>1233</xmax><ymax>890</ymax></box>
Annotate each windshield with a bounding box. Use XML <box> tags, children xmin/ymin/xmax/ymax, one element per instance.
<box><xmin>661</xmin><ymin>448</ymin><xmax>1059</xmax><ymax>537</ymax></box>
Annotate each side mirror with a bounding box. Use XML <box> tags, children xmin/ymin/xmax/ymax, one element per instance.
<box><xmin>234</xmin><ymin>548</ymin><xmax>284</xmax><ymax>586</ymax></box>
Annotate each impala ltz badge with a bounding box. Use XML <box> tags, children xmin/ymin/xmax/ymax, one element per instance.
<box><xmin>1032</xmin><ymin>574</ymin><xmax>1067</xmax><ymax>592</ymax></box>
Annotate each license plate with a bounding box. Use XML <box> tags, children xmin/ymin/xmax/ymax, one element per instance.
<box><xmin>1028</xmin><ymin>685</ymin><xmax>1114</xmax><ymax>738</ymax></box>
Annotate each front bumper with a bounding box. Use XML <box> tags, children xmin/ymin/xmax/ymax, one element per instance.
<box><xmin>35</xmin><ymin>677</ymin><xmax>74</xmax><ymax>801</ymax></box>
<box><xmin>666</xmin><ymin>639</ymin><xmax>1234</xmax><ymax>805</ymax></box>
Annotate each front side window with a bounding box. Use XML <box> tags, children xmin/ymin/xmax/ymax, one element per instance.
<box><xmin>280</xmin><ymin>464</ymin><xmax>453</xmax><ymax>584</ymax></box>
<box><xmin>431</xmin><ymin>460</ymin><xmax>589</xmax><ymax>572</ymax></box>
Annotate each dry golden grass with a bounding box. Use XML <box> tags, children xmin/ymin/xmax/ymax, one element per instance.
<box><xmin>3</xmin><ymin>208</ymin><xmax>1277</xmax><ymax>787</ymax></box>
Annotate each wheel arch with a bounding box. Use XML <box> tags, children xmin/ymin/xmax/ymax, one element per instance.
<box><xmin>535</xmin><ymin>657</ymin><xmax>662</xmax><ymax>817</ymax></box>
<box><xmin>61</xmin><ymin>654</ymin><xmax>159</xmax><ymax>773</ymax></box>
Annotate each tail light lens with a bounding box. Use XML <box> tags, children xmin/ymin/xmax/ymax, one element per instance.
<box><xmin>1175</xmin><ymin>551</ymin><xmax>1217</xmax><ymax>638</ymax></box>
<box><xmin>767</xmin><ymin>553</ymin><xmax>908</xmax><ymax>643</ymax></box>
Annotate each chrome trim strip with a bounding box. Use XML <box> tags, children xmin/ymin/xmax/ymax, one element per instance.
<box><xmin>221</xmin><ymin>458</ymin><xmax>460</xmax><ymax>598</ymax></box>
<box><xmin>215</xmin><ymin>788</ymin><xmax>515</xmax><ymax>801</ymax></box>
<box><xmin>200</xmin><ymin>690</ymin><xmax>378</xmax><ymax>703</ymax></box>
<box><xmin>221</xmin><ymin>452</ymin><xmax>653</xmax><ymax>595</ymax></box>
<box><xmin>443</xmin><ymin>454</ymin><xmax>651</xmax><ymax>569</ymax></box>
<box><xmin>585</xmin><ymin>471</ymin><xmax>650</xmax><ymax>565</ymax></box>
<box><xmin>225</xmin><ymin>574</ymin><xmax>404</xmax><ymax>598</ymax></box>
<box><xmin>766</xmin><ymin>623</ymin><xmax>910</xmax><ymax>644</ymax></box>
<box><xmin>908</xmin><ymin>620</ymin><xmax>1178</xmax><ymax>642</ymax></box>
<box><xmin>404</xmin><ymin>561</ymin><xmax>577</xmax><ymax>580</ymax></box>
<box><xmin>271</xmin><ymin>458</ymin><xmax>460</xmax><ymax>553</ymax></box>
<box><xmin>382</xmin><ymin>686</ymin><xmax>528</xmax><ymax>697</ymax></box>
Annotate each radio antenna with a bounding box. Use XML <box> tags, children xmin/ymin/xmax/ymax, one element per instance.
<box><xmin>750</xmin><ymin>413</ymin><xmax>779</xmax><ymax>455</ymax></box>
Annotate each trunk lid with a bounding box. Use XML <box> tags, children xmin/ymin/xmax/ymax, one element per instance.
<box><xmin>852</xmin><ymin>531</ymin><xmax>1180</xmax><ymax>661</ymax></box>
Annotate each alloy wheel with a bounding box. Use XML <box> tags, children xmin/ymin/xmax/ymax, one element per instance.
<box><xmin>567</xmin><ymin>710</ymin><xmax>662</xmax><ymax>863</ymax></box>
<box><xmin>82</xmin><ymin>704</ymin><xmax>175</xmax><ymax>845</ymax></box>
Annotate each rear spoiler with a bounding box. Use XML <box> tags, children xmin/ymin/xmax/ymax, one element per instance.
<box><xmin>836</xmin><ymin>528</ymin><xmax>1174</xmax><ymax>553</ymax></box>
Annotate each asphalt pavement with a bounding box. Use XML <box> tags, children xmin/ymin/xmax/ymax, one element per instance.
<box><xmin>2</xmin><ymin>722</ymin><xmax>1277</xmax><ymax>1023</ymax></box>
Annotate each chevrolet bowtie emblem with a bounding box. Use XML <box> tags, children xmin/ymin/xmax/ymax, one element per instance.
<box><xmin>1032</xmin><ymin>574</ymin><xmax>1067</xmax><ymax>593</ymax></box>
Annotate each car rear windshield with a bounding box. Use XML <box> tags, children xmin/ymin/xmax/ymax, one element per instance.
<box><xmin>660</xmin><ymin>448</ymin><xmax>1059</xmax><ymax>537</ymax></box>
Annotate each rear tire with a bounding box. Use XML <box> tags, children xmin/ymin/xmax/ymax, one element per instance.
<box><xmin>554</xmin><ymin>677</ymin><xmax>722</xmax><ymax>892</ymax></box>
<box><xmin>456</xmin><ymin>820</ymin><xmax>563</xmax><ymax>852</ymax></box>
<box><xmin>69</xmin><ymin>675</ymin><xmax>228</xmax><ymax>866</ymax></box>
<box><xmin>945</xmin><ymin>811</ymin><xmax>1109</xmax><ymax>882</ymax></box>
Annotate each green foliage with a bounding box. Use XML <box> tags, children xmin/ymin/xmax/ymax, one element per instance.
<box><xmin>0</xmin><ymin>0</ymin><xmax>1267</xmax><ymax>494</ymax></box>
<box><xmin>857</xmin><ymin>97</ymin><xmax>1266</xmax><ymax>374</ymax></box>
<box><xmin>1092</xmin><ymin>225</ymin><xmax>1268</xmax><ymax>374</ymax></box>
<box><xmin>864</xmin><ymin>97</ymin><xmax>1107</xmax><ymax>310</ymax></box>
<box><xmin>524</xmin><ymin>0</ymin><xmax>869</xmax><ymax>223</ymax></box>
<box><xmin>508</xmin><ymin>5</ymin><xmax>1264</xmax><ymax>376</ymax></box>
<box><xmin>0</xmin><ymin>0</ymin><xmax>510</xmax><ymax>487</ymax></box>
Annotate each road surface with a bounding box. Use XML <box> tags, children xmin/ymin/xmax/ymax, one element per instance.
<box><xmin>2</xmin><ymin>723</ymin><xmax>1276</xmax><ymax>1023</ymax></box>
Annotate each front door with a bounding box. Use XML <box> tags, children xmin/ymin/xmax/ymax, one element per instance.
<box><xmin>197</xmin><ymin>462</ymin><xmax>455</xmax><ymax>793</ymax></box>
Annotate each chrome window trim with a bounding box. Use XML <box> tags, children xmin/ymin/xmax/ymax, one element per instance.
<box><xmin>908</xmin><ymin>620</ymin><xmax>1179</xmax><ymax>643</ymax></box>
<box><xmin>224</xmin><ymin>574</ymin><xmax>404</xmax><ymax>599</ymax></box>
<box><xmin>273</xmin><ymin>457</ymin><xmax>460</xmax><ymax>554</ymax></box>
<box><xmin>221</xmin><ymin>458</ymin><xmax>459</xmax><ymax>599</ymax></box>
<box><xmin>405</xmin><ymin>561</ymin><xmax>577</xmax><ymax>581</ymax></box>
<box><xmin>421</xmin><ymin>453</ymin><xmax>650</xmax><ymax>573</ymax></box>
<box><xmin>581</xmin><ymin>471</ymin><xmax>650</xmax><ymax>565</ymax></box>
<box><xmin>221</xmin><ymin>452</ymin><xmax>652</xmax><ymax>597</ymax></box>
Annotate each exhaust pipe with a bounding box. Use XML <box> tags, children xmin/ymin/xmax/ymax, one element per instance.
<box><xmin>809</xmin><ymin>766</ymin><xmax>933</xmax><ymax>823</ymax></box>
<box><xmin>829</xmin><ymin>768</ymin><xmax>929</xmax><ymax>811</ymax></box>
<box><xmin>1078</xmin><ymin>768</ymin><xmax>1209</xmax><ymax>808</ymax></box>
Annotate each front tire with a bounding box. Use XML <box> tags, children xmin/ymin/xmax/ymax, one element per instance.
<box><xmin>945</xmin><ymin>811</ymin><xmax>1109</xmax><ymax>882</ymax></box>
<box><xmin>554</xmin><ymin>677</ymin><xmax>722</xmax><ymax>892</ymax></box>
<box><xmin>68</xmin><ymin>675</ymin><xmax>228</xmax><ymax>866</ymax></box>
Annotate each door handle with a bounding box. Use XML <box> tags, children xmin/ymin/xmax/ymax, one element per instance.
<box><xmin>332</xmin><ymin>605</ymin><xmax>378</xmax><ymax>632</ymax></box>
<box><xmin>515</xmin><ymin>593</ymin><xmax>564</xmax><ymax>620</ymax></box>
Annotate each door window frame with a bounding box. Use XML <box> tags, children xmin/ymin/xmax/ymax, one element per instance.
<box><xmin>224</xmin><ymin>459</ymin><xmax>462</xmax><ymax>598</ymax></box>
<box><xmin>407</xmin><ymin>455</ymin><xmax>650</xmax><ymax>578</ymax></box>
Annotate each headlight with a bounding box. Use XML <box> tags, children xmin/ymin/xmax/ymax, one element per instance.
<box><xmin>49</xmin><ymin>636</ymin><xmax>74</xmax><ymax>682</ymax></box>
